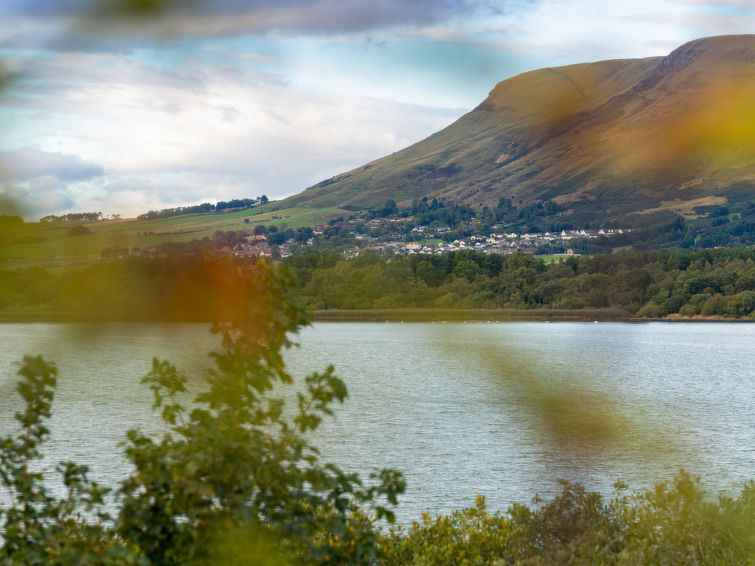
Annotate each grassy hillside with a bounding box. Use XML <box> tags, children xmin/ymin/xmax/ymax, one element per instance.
<box><xmin>0</xmin><ymin>205</ymin><xmax>350</xmax><ymax>270</ymax></box>
<box><xmin>283</xmin><ymin>35</ymin><xmax>755</xmax><ymax>223</ymax></box>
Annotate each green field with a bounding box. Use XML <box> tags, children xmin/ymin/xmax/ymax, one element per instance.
<box><xmin>0</xmin><ymin>205</ymin><xmax>352</xmax><ymax>269</ymax></box>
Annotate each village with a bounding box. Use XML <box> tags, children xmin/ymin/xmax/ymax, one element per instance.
<box><xmin>106</xmin><ymin>211</ymin><xmax>633</xmax><ymax>263</ymax></box>
<box><xmin>260</xmin><ymin>215</ymin><xmax>631</xmax><ymax>259</ymax></box>
<box><xmin>347</xmin><ymin>227</ymin><xmax>631</xmax><ymax>257</ymax></box>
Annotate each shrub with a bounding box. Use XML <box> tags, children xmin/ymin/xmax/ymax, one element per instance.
<box><xmin>724</xmin><ymin>291</ymin><xmax>755</xmax><ymax>317</ymax></box>
<box><xmin>637</xmin><ymin>302</ymin><xmax>663</xmax><ymax>317</ymax></box>
<box><xmin>700</xmin><ymin>294</ymin><xmax>728</xmax><ymax>316</ymax></box>
<box><xmin>678</xmin><ymin>303</ymin><xmax>699</xmax><ymax>316</ymax></box>
<box><xmin>379</xmin><ymin>472</ymin><xmax>755</xmax><ymax>565</ymax></box>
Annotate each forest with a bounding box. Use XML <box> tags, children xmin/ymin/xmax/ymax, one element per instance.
<box><xmin>0</xmin><ymin>247</ymin><xmax>753</xmax><ymax>320</ymax></box>
<box><xmin>284</xmin><ymin>248</ymin><xmax>755</xmax><ymax>318</ymax></box>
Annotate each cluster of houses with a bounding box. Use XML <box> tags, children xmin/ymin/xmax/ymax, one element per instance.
<box><xmin>227</xmin><ymin>235</ymin><xmax>273</xmax><ymax>258</ymax></box>
<box><xmin>117</xmin><ymin>219</ymin><xmax>630</xmax><ymax>261</ymax></box>
<box><xmin>278</xmin><ymin>226</ymin><xmax>631</xmax><ymax>258</ymax></box>
<box><xmin>359</xmin><ymin>228</ymin><xmax>629</xmax><ymax>256</ymax></box>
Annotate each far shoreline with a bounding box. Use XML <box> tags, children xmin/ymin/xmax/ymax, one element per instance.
<box><xmin>0</xmin><ymin>309</ymin><xmax>750</xmax><ymax>324</ymax></box>
<box><xmin>312</xmin><ymin>309</ymin><xmax>753</xmax><ymax>323</ymax></box>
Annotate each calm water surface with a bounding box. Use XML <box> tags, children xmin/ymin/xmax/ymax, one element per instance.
<box><xmin>0</xmin><ymin>322</ymin><xmax>752</xmax><ymax>524</ymax></box>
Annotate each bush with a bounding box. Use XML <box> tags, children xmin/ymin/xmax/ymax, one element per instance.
<box><xmin>637</xmin><ymin>302</ymin><xmax>663</xmax><ymax>317</ymax></box>
<box><xmin>724</xmin><ymin>291</ymin><xmax>755</xmax><ymax>317</ymax></box>
<box><xmin>380</xmin><ymin>472</ymin><xmax>755</xmax><ymax>565</ymax></box>
<box><xmin>678</xmin><ymin>303</ymin><xmax>699</xmax><ymax>317</ymax></box>
<box><xmin>380</xmin><ymin>495</ymin><xmax>514</xmax><ymax>565</ymax></box>
<box><xmin>701</xmin><ymin>294</ymin><xmax>728</xmax><ymax>316</ymax></box>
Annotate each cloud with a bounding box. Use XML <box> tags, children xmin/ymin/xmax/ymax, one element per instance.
<box><xmin>673</xmin><ymin>0</ymin><xmax>755</xmax><ymax>9</ymax></box>
<box><xmin>14</xmin><ymin>52</ymin><xmax>206</xmax><ymax>96</ymax></box>
<box><xmin>622</xmin><ymin>1</ymin><xmax>755</xmax><ymax>37</ymax></box>
<box><xmin>0</xmin><ymin>183</ymin><xmax>77</xmax><ymax>218</ymax></box>
<box><xmin>185</xmin><ymin>0</ymin><xmax>479</xmax><ymax>35</ymax></box>
<box><xmin>465</xmin><ymin>0</ymin><xmax>724</xmax><ymax>62</ymax></box>
<box><xmin>1</xmin><ymin>50</ymin><xmax>463</xmax><ymax>217</ymax></box>
<box><xmin>0</xmin><ymin>147</ymin><xmax>104</xmax><ymax>217</ymax></box>
<box><xmin>1</xmin><ymin>147</ymin><xmax>105</xmax><ymax>181</ymax></box>
<box><xmin>0</xmin><ymin>0</ymin><xmax>510</xmax><ymax>45</ymax></box>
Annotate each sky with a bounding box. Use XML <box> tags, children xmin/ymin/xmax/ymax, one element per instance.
<box><xmin>0</xmin><ymin>0</ymin><xmax>752</xmax><ymax>219</ymax></box>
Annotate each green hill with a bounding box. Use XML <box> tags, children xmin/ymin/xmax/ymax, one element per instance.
<box><xmin>0</xmin><ymin>205</ymin><xmax>350</xmax><ymax>271</ymax></box>
<box><xmin>283</xmin><ymin>35</ymin><xmax>755</xmax><ymax>222</ymax></box>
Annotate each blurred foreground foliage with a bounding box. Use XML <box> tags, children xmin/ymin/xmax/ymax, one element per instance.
<box><xmin>0</xmin><ymin>259</ymin><xmax>404</xmax><ymax>564</ymax></box>
<box><xmin>0</xmin><ymin>257</ymin><xmax>753</xmax><ymax>564</ymax></box>
<box><xmin>0</xmin><ymin>253</ymin><xmax>296</xmax><ymax>321</ymax></box>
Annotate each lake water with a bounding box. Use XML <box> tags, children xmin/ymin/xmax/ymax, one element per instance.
<box><xmin>0</xmin><ymin>322</ymin><xmax>753</xmax><ymax>524</ymax></box>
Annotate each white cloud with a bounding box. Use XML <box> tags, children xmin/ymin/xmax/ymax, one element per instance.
<box><xmin>1</xmin><ymin>0</ymin><xmax>749</xmax><ymax>218</ymax></box>
<box><xmin>3</xmin><ymin>52</ymin><xmax>462</xmax><ymax>216</ymax></box>
<box><xmin>404</xmin><ymin>0</ymin><xmax>747</xmax><ymax>63</ymax></box>
<box><xmin>0</xmin><ymin>182</ymin><xmax>77</xmax><ymax>218</ymax></box>
<box><xmin>1</xmin><ymin>147</ymin><xmax>104</xmax><ymax>181</ymax></box>
<box><xmin>492</xmin><ymin>0</ymin><xmax>694</xmax><ymax>60</ymax></box>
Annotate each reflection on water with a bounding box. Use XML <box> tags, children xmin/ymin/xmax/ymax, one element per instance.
<box><xmin>1</xmin><ymin>322</ymin><xmax>753</xmax><ymax>524</ymax></box>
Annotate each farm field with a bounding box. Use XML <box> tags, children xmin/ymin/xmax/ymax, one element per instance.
<box><xmin>0</xmin><ymin>205</ymin><xmax>350</xmax><ymax>269</ymax></box>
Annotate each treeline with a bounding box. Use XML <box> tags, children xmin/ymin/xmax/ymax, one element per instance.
<box><xmin>406</xmin><ymin>198</ymin><xmax>477</xmax><ymax>227</ymax></box>
<box><xmin>589</xmin><ymin>212</ymin><xmax>755</xmax><ymax>252</ymax></box>
<box><xmin>1</xmin><ymin>247</ymin><xmax>753</xmax><ymax>319</ymax></box>
<box><xmin>40</xmin><ymin>212</ymin><xmax>103</xmax><ymax>222</ymax></box>
<box><xmin>284</xmin><ymin>248</ymin><xmax>755</xmax><ymax>317</ymax></box>
<box><xmin>370</xmin><ymin>197</ymin><xmax>567</xmax><ymax>232</ymax></box>
<box><xmin>137</xmin><ymin>195</ymin><xmax>268</xmax><ymax>220</ymax></box>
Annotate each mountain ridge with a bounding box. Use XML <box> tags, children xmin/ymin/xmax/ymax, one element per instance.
<box><xmin>282</xmin><ymin>35</ymin><xmax>755</xmax><ymax>223</ymax></box>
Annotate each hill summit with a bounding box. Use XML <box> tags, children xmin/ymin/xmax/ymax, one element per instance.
<box><xmin>285</xmin><ymin>35</ymin><xmax>755</xmax><ymax>222</ymax></box>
